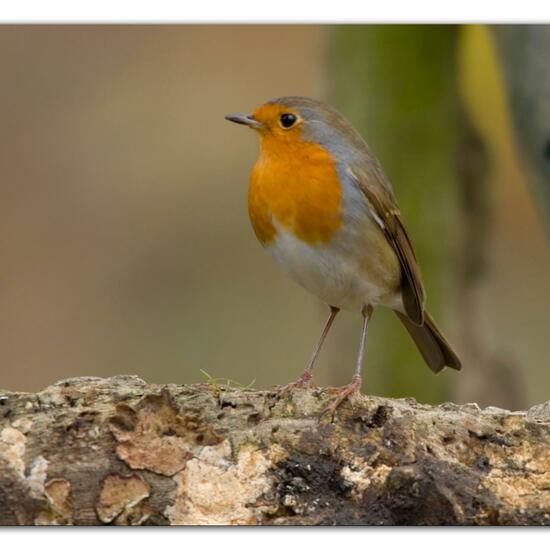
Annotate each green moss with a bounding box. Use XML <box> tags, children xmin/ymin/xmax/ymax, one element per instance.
<box><xmin>327</xmin><ymin>25</ymin><xmax>461</xmax><ymax>403</ymax></box>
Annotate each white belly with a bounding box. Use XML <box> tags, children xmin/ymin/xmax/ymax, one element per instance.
<box><xmin>266</xmin><ymin>222</ymin><xmax>401</xmax><ymax>312</ymax></box>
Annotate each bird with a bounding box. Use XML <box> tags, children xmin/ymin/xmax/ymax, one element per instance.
<box><xmin>225</xmin><ymin>96</ymin><xmax>461</xmax><ymax>414</ymax></box>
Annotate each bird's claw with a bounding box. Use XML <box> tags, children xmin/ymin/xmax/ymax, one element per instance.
<box><xmin>321</xmin><ymin>374</ymin><xmax>362</xmax><ymax>419</ymax></box>
<box><xmin>276</xmin><ymin>372</ymin><xmax>315</xmax><ymax>397</ymax></box>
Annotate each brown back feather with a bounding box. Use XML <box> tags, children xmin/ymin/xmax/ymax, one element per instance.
<box><xmin>348</xmin><ymin>166</ymin><xmax>426</xmax><ymax>325</ymax></box>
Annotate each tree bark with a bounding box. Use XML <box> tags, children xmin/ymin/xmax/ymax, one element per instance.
<box><xmin>1</xmin><ymin>375</ymin><xmax>549</xmax><ymax>525</ymax></box>
<box><xmin>493</xmin><ymin>25</ymin><xmax>550</xmax><ymax>231</ymax></box>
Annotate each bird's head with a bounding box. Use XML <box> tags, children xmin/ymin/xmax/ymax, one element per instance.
<box><xmin>225</xmin><ymin>96</ymin><xmax>365</xmax><ymax>158</ymax></box>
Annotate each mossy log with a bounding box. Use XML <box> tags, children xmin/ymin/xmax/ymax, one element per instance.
<box><xmin>1</xmin><ymin>375</ymin><xmax>549</xmax><ymax>525</ymax></box>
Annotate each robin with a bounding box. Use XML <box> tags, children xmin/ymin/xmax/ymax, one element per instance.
<box><xmin>226</xmin><ymin>96</ymin><xmax>461</xmax><ymax>414</ymax></box>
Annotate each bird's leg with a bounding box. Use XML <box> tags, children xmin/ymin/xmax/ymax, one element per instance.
<box><xmin>323</xmin><ymin>304</ymin><xmax>373</xmax><ymax>416</ymax></box>
<box><xmin>277</xmin><ymin>306</ymin><xmax>339</xmax><ymax>395</ymax></box>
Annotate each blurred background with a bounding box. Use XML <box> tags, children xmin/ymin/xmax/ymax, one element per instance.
<box><xmin>1</xmin><ymin>25</ymin><xmax>549</xmax><ymax>409</ymax></box>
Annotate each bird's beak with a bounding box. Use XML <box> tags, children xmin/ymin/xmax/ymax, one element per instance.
<box><xmin>225</xmin><ymin>113</ymin><xmax>263</xmax><ymax>129</ymax></box>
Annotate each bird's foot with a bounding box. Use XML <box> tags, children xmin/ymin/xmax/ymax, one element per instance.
<box><xmin>322</xmin><ymin>374</ymin><xmax>362</xmax><ymax>418</ymax></box>
<box><xmin>276</xmin><ymin>371</ymin><xmax>315</xmax><ymax>397</ymax></box>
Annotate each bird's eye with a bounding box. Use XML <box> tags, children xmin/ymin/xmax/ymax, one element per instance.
<box><xmin>280</xmin><ymin>113</ymin><xmax>298</xmax><ymax>129</ymax></box>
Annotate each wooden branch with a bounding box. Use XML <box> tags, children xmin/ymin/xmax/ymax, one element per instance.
<box><xmin>1</xmin><ymin>376</ymin><xmax>549</xmax><ymax>525</ymax></box>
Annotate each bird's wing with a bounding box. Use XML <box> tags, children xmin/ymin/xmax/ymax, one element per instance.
<box><xmin>346</xmin><ymin>164</ymin><xmax>426</xmax><ymax>325</ymax></box>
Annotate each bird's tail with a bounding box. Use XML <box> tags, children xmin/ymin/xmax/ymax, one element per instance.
<box><xmin>395</xmin><ymin>310</ymin><xmax>462</xmax><ymax>373</ymax></box>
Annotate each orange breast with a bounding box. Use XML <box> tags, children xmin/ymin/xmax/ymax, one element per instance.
<box><xmin>248</xmin><ymin>136</ymin><xmax>342</xmax><ymax>245</ymax></box>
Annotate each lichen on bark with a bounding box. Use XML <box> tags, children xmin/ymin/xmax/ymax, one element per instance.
<box><xmin>1</xmin><ymin>375</ymin><xmax>549</xmax><ymax>525</ymax></box>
